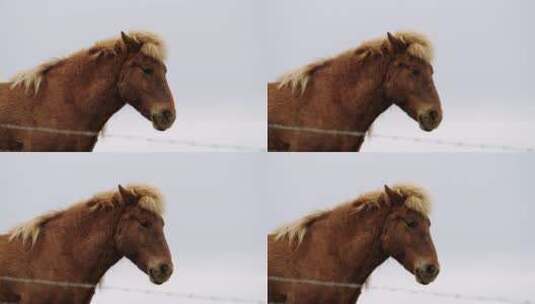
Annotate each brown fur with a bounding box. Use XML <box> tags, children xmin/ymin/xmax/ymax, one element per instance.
<box><xmin>268</xmin><ymin>31</ymin><xmax>443</xmax><ymax>152</ymax></box>
<box><xmin>0</xmin><ymin>31</ymin><xmax>176</xmax><ymax>152</ymax></box>
<box><xmin>0</xmin><ymin>184</ymin><xmax>174</xmax><ymax>304</ymax></box>
<box><xmin>268</xmin><ymin>184</ymin><xmax>440</xmax><ymax>303</ymax></box>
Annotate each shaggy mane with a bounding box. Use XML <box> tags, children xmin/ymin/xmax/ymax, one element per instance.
<box><xmin>8</xmin><ymin>184</ymin><xmax>165</xmax><ymax>246</ymax></box>
<box><xmin>272</xmin><ymin>183</ymin><xmax>431</xmax><ymax>245</ymax></box>
<box><xmin>277</xmin><ymin>31</ymin><xmax>434</xmax><ymax>94</ymax></box>
<box><xmin>9</xmin><ymin>31</ymin><xmax>167</xmax><ymax>95</ymax></box>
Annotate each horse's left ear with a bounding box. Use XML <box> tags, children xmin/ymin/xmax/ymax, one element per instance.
<box><xmin>387</xmin><ymin>32</ymin><xmax>407</xmax><ymax>54</ymax></box>
<box><xmin>118</xmin><ymin>184</ymin><xmax>137</xmax><ymax>206</ymax></box>
<box><xmin>121</xmin><ymin>31</ymin><xmax>142</xmax><ymax>54</ymax></box>
<box><xmin>384</xmin><ymin>185</ymin><xmax>405</xmax><ymax>206</ymax></box>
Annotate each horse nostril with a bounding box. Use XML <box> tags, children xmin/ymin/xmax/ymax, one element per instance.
<box><xmin>161</xmin><ymin>110</ymin><xmax>173</xmax><ymax>120</ymax></box>
<box><xmin>427</xmin><ymin>110</ymin><xmax>438</xmax><ymax>122</ymax></box>
<box><xmin>160</xmin><ymin>263</ymin><xmax>170</xmax><ymax>274</ymax></box>
<box><xmin>425</xmin><ymin>264</ymin><xmax>438</xmax><ymax>275</ymax></box>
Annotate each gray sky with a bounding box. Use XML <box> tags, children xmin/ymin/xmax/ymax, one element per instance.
<box><xmin>0</xmin><ymin>0</ymin><xmax>266</xmax><ymax>152</ymax></box>
<box><xmin>1</xmin><ymin>0</ymin><xmax>534</xmax><ymax>151</ymax></box>
<box><xmin>0</xmin><ymin>154</ymin><xmax>266</xmax><ymax>303</ymax></box>
<box><xmin>1</xmin><ymin>154</ymin><xmax>534</xmax><ymax>303</ymax></box>
<box><xmin>260</xmin><ymin>0</ymin><xmax>535</xmax><ymax>151</ymax></box>
<box><xmin>262</xmin><ymin>153</ymin><xmax>535</xmax><ymax>303</ymax></box>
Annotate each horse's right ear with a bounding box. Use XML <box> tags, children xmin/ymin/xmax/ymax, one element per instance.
<box><xmin>387</xmin><ymin>32</ymin><xmax>407</xmax><ymax>54</ymax></box>
<box><xmin>118</xmin><ymin>184</ymin><xmax>137</xmax><ymax>206</ymax></box>
<box><xmin>384</xmin><ymin>185</ymin><xmax>405</xmax><ymax>206</ymax></box>
<box><xmin>121</xmin><ymin>31</ymin><xmax>142</xmax><ymax>54</ymax></box>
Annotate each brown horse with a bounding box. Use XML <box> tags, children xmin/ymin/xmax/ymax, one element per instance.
<box><xmin>0</xmin><ymin>31</ymin><xmax>176</xmax><ymax>151</ymax></box>
<box><xmin>268</xmin><ymin>32</ymin><xmax>443</xmax><ymax>152</ymax></box>
<box><xmin>0</xmin><ymin>184</ymin><xmax>174</xmax><ymax>304</ymax></box>
<box><xmin>268</xmin><ymin>184</ymin><xmax>440</xmax><ymax>303</ymax></box>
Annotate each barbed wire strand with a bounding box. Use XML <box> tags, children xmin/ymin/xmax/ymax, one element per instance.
<box><xmin>0</xmin><ymin>276</ymin><xmax>264</xmax><ymax>304</ymax></box>
<box><xmin>0</xmin><ymin>124</ymin><xmax>262</xmax><ymax>152</ymax></box>
<box><xmin>2</xmin><ymin>122</ymin><xmax>535</xmax><ymax>152</ymax></box>
<box><xmin>2</xmin><ymin>275</ymin><xmax>533</xmax><ymax>304</ymax></box>
<box><xmin>268</xmin><ymin>123</ymin><xmax>535</xmax><ymax>152</ymax></box>
<box><xmin>268</xmin><ymin>276</ymin><xmax>534</xmax><ymax>304</ymax></box>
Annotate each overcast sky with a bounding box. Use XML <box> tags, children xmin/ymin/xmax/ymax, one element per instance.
<box><xmin>1</xmin><ymin>154</ymin><xmax>534</xmax><ymax>303</ymax></box>
<box><xmin>0</xmin><ymin>154</ymin><xmax>266</xmax><ymax>303</ymax></box>
<box><xmin>0</xmin><ymin>0</ymin><xmax>266</xmax><ymax>152</ymax></box>
<box><xmin>260</xmin><ymin>0</ymin><xmax>535</xmax><ymax>151</ymax></box>
<box><xmin>262</xmin><ymin>153</ymin><xmax>535</xmax><ymax>304</ymax></box>
<box><xmin>2</xmin><ymin>0</ymin><xmax>534</xmax><ymax>151</ymax></box>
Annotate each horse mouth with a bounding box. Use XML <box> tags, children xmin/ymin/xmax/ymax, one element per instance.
<box><xmin>417</xmin><ymin>110</ymin><xmax>441</xmax><ymax>132</ymax></box>
<box><xmin>151</xmin><ymin>110</ymin><xmax>176</xmax><ymax>131</ymax></box>
<box><xmin>418</xmin><ymin>120</ymin><xmax>436</xmax><ymax>132</ymax></box>
<box><xmin>415</xmin><ymin>267</ymin><xmax>439</xmax><ymax>285</ymax></box>
<box><xmin>149</xmin><ymin>271</ymin><xmax>171</xmax><ymax>285</ymax></box>
<box><xmin>415</xmin><ymin>273</ymin><xmax>436</xmax><ymax>285</ymax></box>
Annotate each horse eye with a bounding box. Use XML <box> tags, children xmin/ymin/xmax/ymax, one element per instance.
<box><xmin>142</xmin><ymin>68</ymin><xmax>153</xmax><ymax>75</ymax></box>
<box><xmin>406</xmin><ymin>220</ymin><xmax>417</xmax><ymax>228</ymax></box>
<box><xmin>411</xmin><ymin>69</ymin><xmax>420</xmax><ymax>77</ymax></box>
<box><xmin>140</xmin><ymin>221</ymin><xmax>151</xmax><ymax>228</ymax></box>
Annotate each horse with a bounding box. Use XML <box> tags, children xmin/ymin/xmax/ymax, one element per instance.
<box><xmin>268</xmin><ymin>184</ymin><xmax>440</xmax><ymax>303</ymax></box>
<box><xmin>0</xmin><ymin>31</ymin><xmax>176</xmax><ymax>151</ymax></box>
<box><xmin>0</xmin><ymin>184</ymin><xmax>174</xmax><ymax>304</ymax></box>
<box><xmin>268</xmin><ymin>31</ymin><xmax>443</xmax><ymax>152</ymax></box>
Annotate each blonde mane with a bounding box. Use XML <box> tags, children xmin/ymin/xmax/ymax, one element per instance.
<box><xmin>272</xmin><ymin>183</ymin><xmax>431</xmax><ymax>245</ymax></box>
<box><xmin>8</xmin><ymin>184</ymin><xmax>166</xmax><ymax>246</ymax></box>
<box><xmin>277</xmin><ymin>31</ymin><xmax>434</xmax><ymax>94</ymax></box>
<box><xmin>9</xmin><ymin>31</ymin><xmax>167</xmax><ymax>95</ymax></box>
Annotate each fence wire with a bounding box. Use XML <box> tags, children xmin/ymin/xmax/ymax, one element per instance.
<box><xmin>268</xmin><ymin>123</ymin><xmax>535</xmax><ymax>152</ymax></box>
<box><xmin>2</xmin><ymin>122</ymin><xmax>534</xmax><ymax>152</ymax></box>
<box><xmin>268</xmin><ymin>276</ymin><xmax>534</xmax><ymax>304</ymax></box>
<box><xmin>0</xmin><ymin>276</ymin><xmax>264</xmax><ymax>304</ymax></box>
<box><xmin>1</xmin><ymin>275</ymin><xmax>533</xmax><ymax>304</ymax></box>
<box><xmin>0</xmin><ymin>124</ymin><xmax>263</xmax><ymax>152</ymax></box>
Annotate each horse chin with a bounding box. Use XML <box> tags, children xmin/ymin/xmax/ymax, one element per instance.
<box><xmin>152</xmin><ymin>120</ymin><xmax>171</xmax><ymax>131</ymax></box>
<box><xmin>149</xmin><ymin>274</ymin><xmax>168</xmax><ymax>285</ymax></box>
<box><xmin>418</xmin><ymin>120</ymin><xmax>436</xmax><ymax>132</ymax></box>
<box><xmin>417</xmin><ymin>117</ymin><xmax>440</xmax><ymax>132</ymax></box>
<box><xmin>151</xmin><ymin>112</ymin><xmax>175</xmax><ymax>131</ymax></box>
<box><xmin>415</xmin><ymin>273</ymin><xmax>437</xmax><ymax>285</ymax></box>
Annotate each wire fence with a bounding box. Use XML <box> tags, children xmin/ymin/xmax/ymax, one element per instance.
<box><xmin>0</xmin><ymin>124</ymin><xmax>263</xmax><ymax>152</ymax></box>
<box><xmin>1</xmin><ymin>275</ymin><xmax>533</xmax><ymax>304</ymax></box>
<box><xmin>268</xmin><ymin>276</ymin><xmax>534</xmax><ymax>304</ymax></box>
<box><xmin>268</xmin><ymin>123</ymin><xmax>535</xmax><ymax>152</ymax></box>
<box><xmin>2</xmin><ymin>122</ymin><xmax>534</xmax><ymax>152</ymax></box>
<box><xmin>0</xmin><ymin>276</ymin><xmax>265</xmax><ymax>304</ymax></box>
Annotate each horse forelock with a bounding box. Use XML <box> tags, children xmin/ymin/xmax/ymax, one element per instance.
<box><xmin>9</xmin><ymin>30</ymin><xmax>167</xmax><ymax>95</ymax></box>
<box><xmin>7</xmin><ymin>184</ymin><xmax>166</xmax><ymax>247</ymax></box>
<box><xmin>277</xmin><ymin>31</ymin><xmax>434</xmax><ymax>95</ymax></box>
<box><xmin>271</xmin><ymin>183</ymin><xmax>432</xmax><ymax>246</ymax></box>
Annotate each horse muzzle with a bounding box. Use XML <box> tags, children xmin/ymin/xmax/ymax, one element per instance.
<box><xmin>417</xmin><ymin>109</ymin><xmax>442</xmax><ymax>132</ymax></box>
<box><xmin>151</xmin><ymin>109</ymin><xmax>176</xmax><ymax>131</ymax></box>
<box><xmin>414</xmin><ymin>263</ymin><xmax>440</xmax><ymax>285</ymax></box>
<box><xmin>148</xmin><ymin>261</ymin><xmax>174</xmax><ymax>285</ymax></box>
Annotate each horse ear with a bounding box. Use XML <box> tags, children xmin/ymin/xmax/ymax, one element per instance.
<box><xmin>384</xmin><ymin>185</ymin><xmax>405</xmax><ymax>206</ymax></box>
<box><xmin>121</xmin><ymin>31</ymin><xmax>141</xmax><ymax>54</ymax></box>
<box><xmin>387</xmin><ymin>32</ymin><xmax>407</xmax><ymax>53</ymax></box>
<box><xmin>118</xmin><ymin>184</ymin><xmax>137</xmax><ymax>206</ymax></box>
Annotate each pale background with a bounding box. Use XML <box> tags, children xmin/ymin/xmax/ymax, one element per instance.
<box><xmin>2</xmin><ymin>1</ymin><xmax>534</xmax><ymax>152</ymax></box>
<box><xmin>261</xmin><ymin>0</ymin><xmax>535</xmax><ymax>152</ymax></box>
<box><xmin>0</xmin><ymin>154</ymin><xmax>266</xmax><ymax>303</ymax></box>
<box><xmin>262</xmin><ymin>153</ymin><xmax>535</xmax><ymax>303</ymax></box>
<box><xmin>1</xmin><ymin>154</ymin><xmax>534</xmax><ymax>303</ymax></box>
<box><xmin>0</xmin><ymin>0</ymin><xmax>266</xmax><ymax>152</ymax></box>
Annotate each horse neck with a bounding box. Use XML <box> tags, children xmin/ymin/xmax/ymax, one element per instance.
<box><xmin>329</xmin><ymin>205</ymin><xmax>390</xmax><ymax>285</ymax></box>
<box><xmin>309</xmin><ymin>54</ymin><xmax>393</xmax><ymax>133</ymax></box>
<box><xmin>55</xmin><ymin>54</ymin><xmax>127</xmax><ymax>133</ymax></box>
<box><xmin>51</xmin><ymin>206</ymin><xmax>124</xmax><ymax>284</ymax></box>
